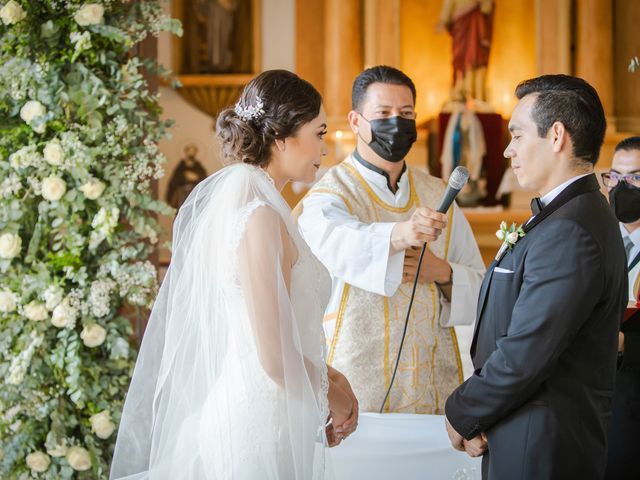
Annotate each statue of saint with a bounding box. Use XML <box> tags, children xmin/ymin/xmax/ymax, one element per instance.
<box><xmin>437</xmin><ymin>0</ymin><xmax>494</xmax><ymax>102</ymax></box>
<box><xmin>185</xmin><ymin>0</ymin><xmax>241</xmax><ymax>73</ymax></box>
<box><xmin>166</xmin><ymin>144</ymin><xmax>208</xmax><ymax>210</ymax></box>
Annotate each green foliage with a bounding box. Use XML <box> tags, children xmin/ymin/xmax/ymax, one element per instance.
<box><xmin>0</xmin><ymin>1</ymin><xmax>180</xmax><ymax>477</ymax></box>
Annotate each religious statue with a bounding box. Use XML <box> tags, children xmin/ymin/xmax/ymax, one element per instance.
<box><xmin>184</xmin><ymin>0</ymin><xmax>252</xmax><ymax>74</ymax></box>
<box><xmin>437</xmin><ymin>0</ymin><xmax>494</xmax><ymax>102</ymax></box>
<box><xmin>166</xmin><ymin>144</ymin><xmax>208</xmax><ymax>210</ymax></box>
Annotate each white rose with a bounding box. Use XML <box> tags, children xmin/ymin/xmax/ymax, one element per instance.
<box><xmin>0</xmin><ymin>232</ymin><xmax>21</xmax><ymax>259</ymax></box>
<box><xmin>0</xmin><ymin>1</ymin><xmax>27</xmax><ymax>25</ymax></box>
<box><xmin>80</xmin><ymin>178</ymin><xmax>106</xmax><ymax>200</ymax></box>
<box><xmin>33</xmin><ymin>122</ymin><xmax>46</xmax><ymax>134</ymax></box>
<box><xmin>66</xmin><ymin>446</ymin><xmax>91</xmax><ymax>471</ymax></box>
<box><xmin>24</xmin><ymin>301</ymin><xmax>48</xmax><ymax>321</ymax></box>
<box><xmin>43</xmin><ymin>141</ymin><xmax>65</xmax><ymax>166</ymax></box>
<box><xmin>80</xmin><ymin>323</ymin><xmax>106</xmax><ymax>348</ymax></box>
<box><xmin>507</xmin><ymin>231</ymin><xmax>519</xmax><ymax>244</ymax></box>
<box><xmin>46</xmin><ymin>441</ymin><xmax>68</xmax><ymax>458</ymax></box>
<box><xmin>41</xmin><ymin>176</ymin><xmax>66</xmax><ymax>201</ymax></box>
<box><xmin>42</xmin><ymin>285</ymin><xmax>63</xmax><ymax>310</ymax></box>
<box><xmin>25</xmin><ymin>451</ymin><xmax>51</xmax><ymax>473</ymax></box>
<box><xmin>51</xmin><ymin>298</ymin><xmax>77</xmax><ymax>328</ymax></box>
<box><xmin>0</xmin><ymin>290</ymin><xmax>17</xmax><ymax>313</ymax></box>
<box><xmin>89</xmin><ymin>410</ymin><xmax>115</xmax><ymax>439</ymax></box>
<box><xmin>74</xmin><ymin>3</ymin><xmax>104</xmax><ymax>26</ymax></box>
<box><xmin>495</xmin><ymin>229</ymin><xmax>505</xmax><ymax>241</ymax></box>
<box><xmin>19</xmin><ymin>100</ymin><xmax>46</xmax><ymax>123</ymax></box>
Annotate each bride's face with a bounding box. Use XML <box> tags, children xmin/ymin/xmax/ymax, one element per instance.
<box><xmin>273</xmin><ymin>106</ymin><xmax>328</xmax><ymax>184</ymax></box>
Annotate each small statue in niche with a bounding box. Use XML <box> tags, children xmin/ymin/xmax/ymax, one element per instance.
<box><xmin>437</xmin><ymin>0</ymin><xmax>494</xmax><ymax>103</ymax></box>
<box><xmin>166</xmin><ymin>144</ymin><xmax>208</xmax><ymax>210</ymax></box>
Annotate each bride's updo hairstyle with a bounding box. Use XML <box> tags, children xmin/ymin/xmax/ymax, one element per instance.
<box><xmin>216</xmin><ymin>70</ymin><xmax>322</xmax><ymax>167</ymax></box>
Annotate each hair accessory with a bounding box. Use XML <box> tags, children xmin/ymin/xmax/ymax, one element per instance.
<box><xmin>234</xmin><ymin>96</ymin><xmax>265</xmax><ymax>122</ymax></box>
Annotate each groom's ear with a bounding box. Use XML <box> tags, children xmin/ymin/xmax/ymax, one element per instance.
<box><xmin>549</xmin><ymin>121</ymin><xmax>568</xmax><ymax>154</ymax></box>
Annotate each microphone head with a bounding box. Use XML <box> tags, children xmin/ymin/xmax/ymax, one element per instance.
<box><xmin>449</xmin><ymin>166</ymin><xmax>469</xmax><ymax>190</ymax></box>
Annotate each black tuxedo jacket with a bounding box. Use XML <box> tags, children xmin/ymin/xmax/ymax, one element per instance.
<box><xmin>445</xmin><ymin>174</ymin><xmax>628</xmax><ymax>479</ymax></box>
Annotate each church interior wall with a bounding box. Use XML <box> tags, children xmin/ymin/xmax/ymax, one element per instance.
<box><xmin>154</xmin><ymin>0</ymin><xmax>640</xmax><ymax>266</ymax></box>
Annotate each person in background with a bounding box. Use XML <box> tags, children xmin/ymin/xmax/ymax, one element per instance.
<box><xmin>604</xmin><ymin>136</ymin><xmax>640</xmax><ymax>480</ymax></box>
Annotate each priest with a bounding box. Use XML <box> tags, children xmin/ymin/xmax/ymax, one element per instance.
<box><xmin>296</xmin><ymin>66</ymin><xmax>485</xmax><ymax>414</ymax></box>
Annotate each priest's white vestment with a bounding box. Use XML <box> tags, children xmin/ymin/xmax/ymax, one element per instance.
<box><xmin>296</xmin><ymin>154</ymin><xmax>485</xmax><ymax>413</ymax></box>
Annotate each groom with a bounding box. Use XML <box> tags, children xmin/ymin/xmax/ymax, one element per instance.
<box><xmin>444</xmin><ymin>74</ymin><xmax>628</xmax><ymax>479</ymax></box>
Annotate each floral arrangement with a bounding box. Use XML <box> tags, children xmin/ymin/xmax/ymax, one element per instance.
<box><xmin>495</xmin><ymin>221</ymin><xmax>525</xmax><ymax>250</ymax></box>
<box><xmin>0</xmin><ymin>1</ymin><xmax>181</xmax><ymax>478</ymax></box>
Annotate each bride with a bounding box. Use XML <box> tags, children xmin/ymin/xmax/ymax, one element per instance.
<box><xmin>110</xmin><ymin>70</ymin><xmax>358</xmax><ymax>479</ymax></box>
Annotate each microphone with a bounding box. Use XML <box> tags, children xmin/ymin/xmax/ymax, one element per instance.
<box><xmin>378</xmin><ymin>165</ymin><xmax>469</xmax><ymax>414</ymax></box>
<box><xmin>436</xmin><ymin>166</ymin><xmax>470</xmax><ymax>213</ymax></box>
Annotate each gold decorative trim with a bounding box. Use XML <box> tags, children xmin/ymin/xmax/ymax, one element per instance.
<box><xmin>383</xmin><ymin>296</ymin><xmax>391</xmax><ymax>413</ymax></box>
<box><xmin>303</xmin><ymin>188</ymin><xmax>354</xmax><ymax>214</ymax></box>
<box><xmin>450</xmin><ymin>327</ymin><xmax>464</xmax><ymax>385</ymax></box>
<box><xmin>327</xmin><ymin>284</ymin><xmax>350</xmax><ymax>365</ymax></box>
<box><xmin>342</xmin><ymin>162</ymin><xmax>417</xmax><ymax>213</ymax></box>
<box><xmin>428</xmin><ymin>283</ymin><xmax>440</xmax><ymax>412</ymax></box>
<box><xmin>443</xmin><ymin>206</ymin><xmax>462</xmax><ymax>384</ymax></box>
<box><xmin>444</xmin><ymin>208</ymin><xmax>454</xmax><ymax>257</ymax></box>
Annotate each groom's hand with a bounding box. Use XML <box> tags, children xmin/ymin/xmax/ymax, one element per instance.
<box><xmin>445</xmin><ymin>417</ymin><xmax>464</xmax><ymax>451</ymax></box>
<box><xmin>463</xmin><ymin>433</ymin><xmax>487</xmax><ymax>457</ymax></box>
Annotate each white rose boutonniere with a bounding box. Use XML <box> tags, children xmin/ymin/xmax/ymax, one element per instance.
<box><xmin>89</xmin><ymin>410</ymin><xmax>116</xmax><ymax>439</ymax></box>
<box><xmin>0</xmin><ymin>232</ymin><xmax>21</xmax><ymax>259</ymax></box>
<box><xmin>0</xmin><ymin>1</ymin><xmax>27</xmax><ymax>25</ymax></box>
<box><xmin>74</xmin><ymin>3</ymin><xmax>104</xmax><ymax>26</ymax></box>
<box><xmin>495</xmin><ymin>221</ymin><xmax>526</xmax><ymax>261</ymax></box>
<box><xmin>495</xmin><ymin>221</ymin><xmax>525</xmax><ymax>250</ymax></box>
<box><xmin>25</xmin><ymin>451</ymin><xmax>51</xmax><ymax>473</ymax></box>
<box><xmin>41</xmin><ymin>176</ymin><xmax>67</xmax><ymax>201</ymax></box>
<box><xmin>66</xmin><ymin>446</ymin><xmax>92</xmax><ymax>471</ymax></box>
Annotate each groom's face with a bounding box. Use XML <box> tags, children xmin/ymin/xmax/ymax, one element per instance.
<box><xmin>504</xmin><ymin>94</ymin><xmax>556</xmax><ymax>193</ymax></box>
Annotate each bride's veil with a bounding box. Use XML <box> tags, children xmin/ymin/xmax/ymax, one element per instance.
<box><xmin>110</xmin><ymin>163</ymin><xmax>329</xmax><ymax>479</ymax></box>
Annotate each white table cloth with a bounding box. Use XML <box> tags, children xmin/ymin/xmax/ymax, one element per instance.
<box><xmin>330</xmin><ymin>413</ymin><xmax>482</xmax><ymax>480</ymax></box>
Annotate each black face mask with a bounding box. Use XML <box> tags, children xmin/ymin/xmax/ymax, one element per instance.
<box><xmin>609</xmin><ymin>181</ymin><xmax>640</xmax><ymax>223</ymax></box>
<box><xmin>360</xmin><ymin>115</ymin><xmax>417</xmax><ymax>162</ymax></box>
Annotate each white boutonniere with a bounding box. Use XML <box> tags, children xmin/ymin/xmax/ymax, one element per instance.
<box><xmin>495</xmin><ymin>221</ymin><xmax>525</xmax><ymax>261</ymax></box>
<box><xmin>496</xmin><ymin>221</ymin><xmax>525</xmax><ymax>249</ymax></box>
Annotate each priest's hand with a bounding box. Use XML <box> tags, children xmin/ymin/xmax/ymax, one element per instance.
<box><xmin>391</xmin><ymin>207</ymin><xmax>447</xmax><ymax>254</ymax></box>
<box><xmin>463</xmin><ymin>433</ymin><xmax>488</xmax><ymax>458</ymax></box>
<box><xmin>402</xmin><ymin>247</ymin><xmax>452</xmax><ymax>285</ymax></box>
<box><xmin>445</xmin><ymin>416</ymin><xmax>465</xmax><ymax>452</ymax></box>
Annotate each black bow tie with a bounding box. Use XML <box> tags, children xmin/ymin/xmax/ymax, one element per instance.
<box><xmin>530</xmin><ymin>197</ymin><xmax>543</xmax><ymax>216</ymax></box>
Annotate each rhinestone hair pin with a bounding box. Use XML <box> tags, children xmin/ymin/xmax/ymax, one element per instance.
<box><xmin>234</xmin><ymin>96</ymin><xmax>265</xmax><ymax>122</ymax></box>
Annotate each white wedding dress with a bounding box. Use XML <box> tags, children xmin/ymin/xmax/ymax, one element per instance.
<box><xmin>110</xmin><ymin>164</ymin><xmax>332</xmax><ymax>479</ymax></box>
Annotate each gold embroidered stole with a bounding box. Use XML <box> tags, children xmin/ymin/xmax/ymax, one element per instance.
<box><xmin>303</xmin><ymin>159</ymin><xmax>463</xmax><ymax>414</ymax></box>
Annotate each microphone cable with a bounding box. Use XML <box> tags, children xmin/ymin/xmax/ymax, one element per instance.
<box><xmin>377</xmin><ymin>166</ymin><xmax>467</xmax><ymax>414</ymax></box>
<box><xmin>379</xmin><ymin>242</ymin><xmax>428</xmax><ymax>413</ymax></box>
